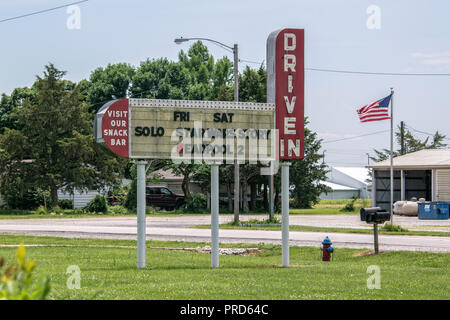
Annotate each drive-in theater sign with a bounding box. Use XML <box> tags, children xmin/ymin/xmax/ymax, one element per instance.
<box><xmin>95</xmin><ymin>28</ymin><xmax>304</xmax><ymax>269</ymax></box>
<box><xmin>267</xmin><ymin>28</ymin><xmax>304</xmax><ymax>160</ymax></box>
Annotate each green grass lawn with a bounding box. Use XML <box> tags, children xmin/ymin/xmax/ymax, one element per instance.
<box><xmin>0</xmin><ymin>235</ymin><xmax>448</xmax><ymax>300</ymax></box>
<box><xmin>0</xmin><ymin>199</ymin><xmax>363</xmax><ymax>219</ymax></box>
<box><xmin>193</xmin><ymin>222</ymin><xmax>450</xmax><ymax>237</ymax></box>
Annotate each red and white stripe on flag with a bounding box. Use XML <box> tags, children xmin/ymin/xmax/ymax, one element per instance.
<box><xmin>357</xmin><ymin>99</ymin><xmax>390</xmax><ymax>123</ymax></box>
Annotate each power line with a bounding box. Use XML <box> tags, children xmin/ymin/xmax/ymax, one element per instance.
<box><xmin>0</xmin><ymin>0</ymin><xmax>90</xmax><ymax>24</ymax></box>
<box><xmin>321</xmin><ymin>130</ymin><xmax>389</xmax><ymax>144</ymax></box>
<box><xmin>234</xmin><ymin>60</ymin><xmax>450</xmax><ymax>76</ymax></box>
<box><xmin>405</xmin><ymin>124</ymin><xmax>450</xmax><ymax>141</ymax></box>
<box><xmin>239</xmin><ymin>59</ymin><xmax>264</xmax><ymax>66</ymax></box>
<box><xmin>305</xmin><ymin>67</ymin><xmax>450</xmax><ymax>77</ymax></box>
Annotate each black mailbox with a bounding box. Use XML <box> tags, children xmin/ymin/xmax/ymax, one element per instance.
<box><xmin>360</xmin><ymin>207</ymin><xmax>391</xmax><ymax>224</ymax></box>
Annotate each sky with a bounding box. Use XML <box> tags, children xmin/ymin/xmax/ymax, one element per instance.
<box><xmin>1</xmin><ymin>0</ymin><xmax>449</xmax><ymax>167</ymax></box>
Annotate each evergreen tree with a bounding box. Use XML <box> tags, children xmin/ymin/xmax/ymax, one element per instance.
<box><xmin>0</xmin><ymin>64</ymin><xmax>124</xmax><ymax>208</ymax></box>
<box><xmin>289</xmin><ymin>118</ymin><xmax>331</xmax><ymax>208</ymax></box>
<box><xmin>370</xmin><ymin>122</ymin><xmax>447</xmax><ymax>163</ymax></box>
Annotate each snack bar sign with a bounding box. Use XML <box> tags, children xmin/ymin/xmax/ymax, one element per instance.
<box><xmin>267</xmin><ymin>28</ymin><xmax>305</xmax><ymax>159</ymax></box>
<box><xmin>95</xmin><ymin>98</ymin><xmax>275</xmax><ymax>162</ymax></box>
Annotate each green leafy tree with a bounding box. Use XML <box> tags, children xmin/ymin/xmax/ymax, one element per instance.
<box><xmin>289</xmin><ymin>118</ymin><xmax>331</xmax><ymax>208</ymax></box>
<box><xmin>0</xmin><ymin>64</ymin><xmax>124</xmax><ymax>208</ymax></box>
<box><xmin>165</xmin><ymin>163</ymin><xmax>199</xmax><ymax>201</ymax></box>
<box><xmin>239</xmin><ymin>66</ymin><xmax>267</xmax><ymax>103</ymax></box>
<box><xmin>0</xmin><ymin>87</ymin><xmax>35</xmax><ymax>134</ymax></box>
<box><xmin>86</xmin><ymin>63</ymin><xmax>135</xmax><ymax>113</ymax></box>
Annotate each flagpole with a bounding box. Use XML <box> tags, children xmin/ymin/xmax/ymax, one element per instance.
<box><xmin>390</xmin><ymin>87</ymin><xmax>394</xmax><ymax>225</ymax></box>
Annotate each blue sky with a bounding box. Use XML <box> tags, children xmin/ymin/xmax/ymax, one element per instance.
<box><xmin>1</xmin><ymin>0</ymin><xmax>449</xmax><ymax>166</ymax></box>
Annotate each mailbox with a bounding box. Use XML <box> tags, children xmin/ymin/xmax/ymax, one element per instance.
<box><xmin>360</xmin><ymin>207</ymin><xmax>391</xmax><ymax>224</ymax></box>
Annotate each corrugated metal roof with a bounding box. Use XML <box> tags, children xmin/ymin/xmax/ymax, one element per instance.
<box><xmin>369</xmin><ymin>149</ymin><xmax>450</xmax><ymax>169</ymax></box>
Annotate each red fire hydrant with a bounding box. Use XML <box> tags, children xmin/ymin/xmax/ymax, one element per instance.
<box><xmin>321</xmin><ymin>236</ymin><xmax>334</xmax><ymax>261</ymax></box>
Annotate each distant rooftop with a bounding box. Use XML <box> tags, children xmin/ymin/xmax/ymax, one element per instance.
<box><xmin>321</xmin><ymin>181</ymin><xmax>359</xmax><ymax>191</ymax></box>
<box><xmin>369</xmin><ymin>149</ymin><xmax>450</xmax><ymax>169</ymax></box>
<box><xmin>334</xmin><ymin>166</ymin><xmax>370</xmax><ymax>184</ymax></box>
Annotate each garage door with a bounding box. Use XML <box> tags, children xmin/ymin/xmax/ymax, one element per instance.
<box><xmin>437</xmin><ymin>169</ymin><xmax>450</xmax><ymax>201</ymax></box>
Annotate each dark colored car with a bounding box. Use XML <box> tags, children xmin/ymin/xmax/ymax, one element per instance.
<box><xmin>146</xmin><ymin>186</ymin><xmax>185</xmax><ymax>210</ymax></box>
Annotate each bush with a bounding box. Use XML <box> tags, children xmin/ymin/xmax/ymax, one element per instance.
<box><xmin>108</xmin><ymin>205</ymin><xmax>130</xmax><ymax>215</ymax></box>
<box><xmin>58</xmin><ymin>200</ymin><xmax>73</xmax><ymax>209</ymax></box>
<box><xmin>0</xmin><ymin>244</ymin><xmax>50</xmax><ymax>300</ymax></box>
<box><xmin>124</xmin><ymin>180</ymin><xmax>137</xmax><ymax>210</ymax></box>
<box><xmin>84</xmin><ymin>195</ymin><xmax>108</xmax><ymax>213</ymax></box>
<box><xmin>340</xmin><ymin>196</ymin><xmax>358</xmax><ymax>212</ymax></box>
<box><xmin>238</xmin><ymin>217</ymin><xmax>281</xmax><ymax>226</ymax></box>
<box><xmin>184</xmin><ymin>193</ymin><xmax>207</xmax><ymax>212</ymax></box>
<box><xmin>35</xmin><ymin>206</ymin><xmax>47</xmax><ymax>215</ymax></box>
<box><xmin>381</xmin><ymin>223</ymin><xmax>408</xmax><ymax>232</ymax></box>
<box><xmin>1</xmin><ymin>188</ymin><xmax>49</xmax><ymax>210</ymax></box>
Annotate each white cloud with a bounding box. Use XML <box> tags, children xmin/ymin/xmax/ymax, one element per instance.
<box><xmin>411</xmin><ymin>51</ymin><xmax>450</xmax><ymax>68</ymax></box>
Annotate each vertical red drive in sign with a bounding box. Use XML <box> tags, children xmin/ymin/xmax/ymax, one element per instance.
<box><xmin>101</xmin><ymin>99</ymin><xmax>129</xmax><ymax>158</ymax></box>
<box><xmin>267</xmin><ymin>28</ymin><xmax>304</xmax><ymax>160</ymax></box>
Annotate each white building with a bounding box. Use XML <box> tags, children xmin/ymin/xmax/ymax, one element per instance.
<box><xmin>369</xmin><ymin>149</ymin><xmax>450</xmax><ymax>211</ymax></box>
<box><xmin>320</xmin><ymin>166</ymin><xmax>370</xmax><ymax>199</ymax></box>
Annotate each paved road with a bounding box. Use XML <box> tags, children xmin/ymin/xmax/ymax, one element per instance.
<box><xmin>0</xmin><ymin>215</ymin><xmax>449</xmax><ymax>252</ymax></box>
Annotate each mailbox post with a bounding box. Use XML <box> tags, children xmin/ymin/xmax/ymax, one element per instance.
<box><xmin>373</xmin><ymin>223</ymin><xmax>379</xmax><ymax>254</ymax></box>
<box><xmin>360</xmin><ymin>207</ymin><xmax>391</xmax><ymax>254</ymax></box>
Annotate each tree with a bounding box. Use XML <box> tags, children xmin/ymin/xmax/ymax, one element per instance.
<box><xmin>86</xmin><ymin>63</ymin><xmax>135</xmax><ymax>113</ymax></box>
<box><xmin>0</xmin><ymin>64</ymin><xmax>125</xmax><ymax>208</ymax></box>
<box><xmin>240</xmin><ymin>164</ymin><xmax>260</xmax><ymax>213</ymax></box>
<box><xmin>370</xmin><ymin>122</ymin><xmax>447</xmax><ymax>162</ymax></box>
<box><xmin>289</xmin><ymin>118</ymin><xmax>331</xmax><ymax>208</ymax></box>
<box><xmin>165</xmin><ymin>163</ymin><xmax>199</xmax><ymax>201</ymax></box>
<box><xmin>239</xmin><ymin>66</ymin><xmax>266</xmax><ymax>103</ymax></box>
<box><xmin>0</xmin><ymin>87</ymin><xmax>35</xmax><ymax>134</ymax></box>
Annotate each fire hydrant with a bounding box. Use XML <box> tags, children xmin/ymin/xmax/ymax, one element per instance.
<box><xmin>321</xmin><ymin>236</ymin><xmax>334</xmax><ymax>261</ymax></box>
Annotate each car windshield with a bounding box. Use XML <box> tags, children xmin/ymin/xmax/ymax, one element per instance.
<box><xmin>160</xmin><ymin>188</ymin><xmax>171</xmax><ymax>195</ymax></box>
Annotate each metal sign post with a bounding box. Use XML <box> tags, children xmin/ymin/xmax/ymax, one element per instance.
<box><xmin>281</xmin><ymin>162</ymin><xmax>291</xmax><ymax>267</ymax></box>
<box><xmin>210</xmin><ymin>163</ymin><xmax>220</xmax><ymax>268</ymax></box>
<box><xmin>136</xmin><ymin>160</ymin><xmax>147</xmax><ymax>269</ymax></box>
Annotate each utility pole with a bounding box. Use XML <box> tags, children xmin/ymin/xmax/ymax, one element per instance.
<box><xmin>400</xmin><ymin>121</ymin><xmax>405</xmax><ymax>155</ymax></box>
<box><xmin>174</xmin><ymin>37</ymin><xmax>241</xmax><ymax>223</ymax></box>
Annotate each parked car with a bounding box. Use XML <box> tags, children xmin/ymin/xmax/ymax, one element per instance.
<box><xmin>146</xmin><ymin>186</ymin><xmax>185</xmax><ymax>210</ymax></box>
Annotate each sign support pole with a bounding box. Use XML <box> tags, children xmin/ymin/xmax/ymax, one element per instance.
<box><xmin>211</xmin><ymin>162</ymin><xmax>220</xmax><ymax>268</ymax></box>
<box><xmin>389</xmin><ymin>87</ymin><xmax>394</xmax><ymax>225</ymax></box>
<box><xmin>137</xmin><ymin>160</ymin><xmax>147</xmax><ymax>269</ymax></box>
<box><xmin>233</xmin><ymin>43</ymin><xmax>240</xmax><ymax>224</ymax></box>
<box><xmin>281</xmin><ymin>162</ymin><xmax>291</xmax><ymax>267</ymax></box>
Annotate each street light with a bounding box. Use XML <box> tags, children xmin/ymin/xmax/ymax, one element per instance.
<box><xmin>174</xmin><ymin>36</ymin><xmax>241</xmax><ymax>222</ymax></box>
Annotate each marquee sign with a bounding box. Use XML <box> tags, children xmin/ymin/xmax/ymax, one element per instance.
<box><xmin>95</xmin><ymin>99</ymin><xmax>275</xmax><ymax>162</ymax></box>
<box><xmin>267</xmin><ymin>28</ymin><xmax>305</xmax><ymax>159</ymax></box>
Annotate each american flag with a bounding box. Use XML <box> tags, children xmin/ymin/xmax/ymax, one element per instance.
<box><xmin>357</xmin><ymin>95</ymin><xmax>392</xmax><ymax>123</ymax></box>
